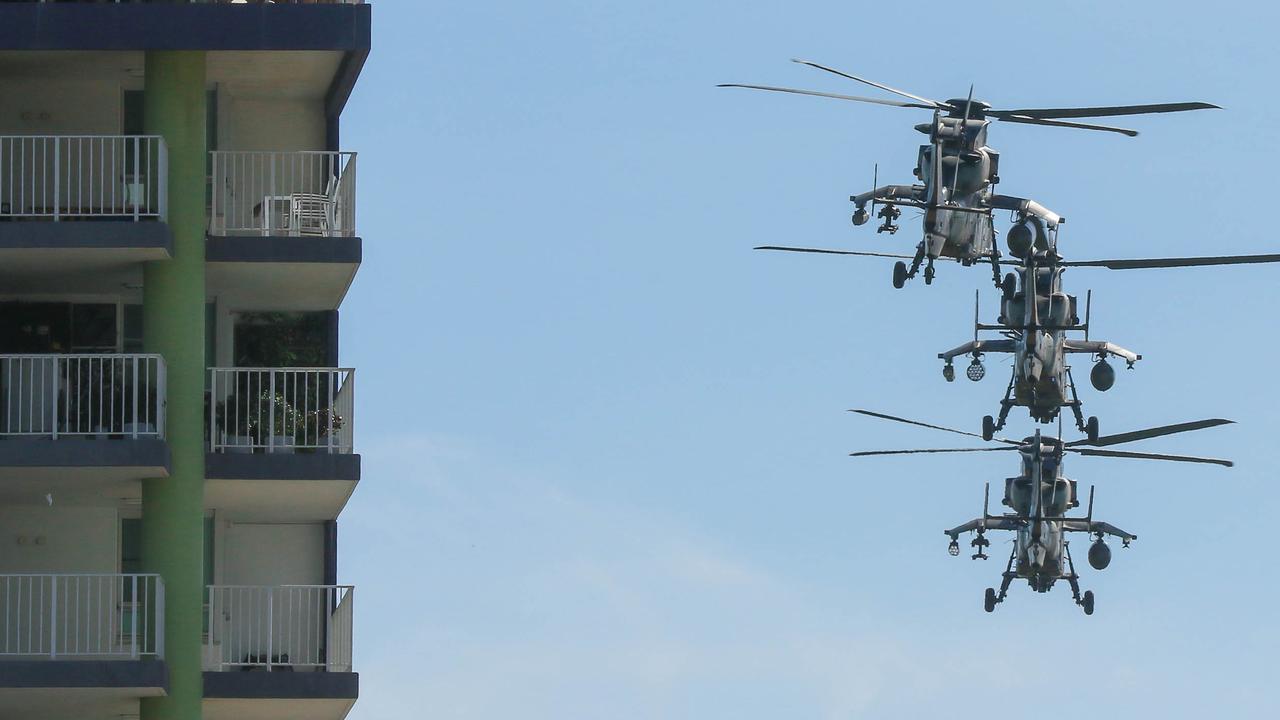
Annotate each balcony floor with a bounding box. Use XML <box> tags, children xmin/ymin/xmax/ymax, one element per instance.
<box><xmin>0</xmin><ymin>221</ymin><xmax>172</xmax><ymax>294</ymax></box>
<box><xmin>206</xmin><ymin>235</ymin><xmax>361</xmax><ymax>312</ymax></box>
<box><xmin>206</xmin><ymin>452</ymin><xmax>359</xmax><ymax>521</ymax></box>
<box><xmin>0</xmin><ymin>660</ymin><xmax>166</xmax><ymax>720</ymax></box>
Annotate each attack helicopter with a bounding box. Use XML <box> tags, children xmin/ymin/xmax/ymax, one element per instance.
<box><xmin>942</xmin><ymin>214</ymin><xmax>1280</xmax><ymax>441</ymax></box>
<box><xmin>722</xmin><ymin>58</ymin><xmax>1218</xmax><ymax>287</ymax></box>
<box><xmin>848</xmin><ymin>408</ymin><xmax>1234</xmax><ymax>614</ymax></box>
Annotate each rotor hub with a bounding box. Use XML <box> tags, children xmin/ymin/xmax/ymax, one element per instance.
<box><xmin>945</xmin><ymin>99</ymin><xmax>990</xmax><ymax>119</ymax></box>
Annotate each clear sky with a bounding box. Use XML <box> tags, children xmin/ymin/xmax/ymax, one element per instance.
<box><xmin>336</xmin><ymin>2</ymin><xmax>1280</xmax><ymax>717</ymax></box>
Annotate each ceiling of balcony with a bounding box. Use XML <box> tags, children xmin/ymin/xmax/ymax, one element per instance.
<box><xmin>0</xmin><ymin>50</ymin><xmax>344</xmax><ymax>100</ymax></box>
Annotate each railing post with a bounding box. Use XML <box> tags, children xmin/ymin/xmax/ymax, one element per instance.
<box><xmin>132</xmin><ymin>137</ymin><xmax>140</xmax><ymax>222</ymax></box>
<box><xmin>160</xmin><ymin>139</ymin><xmax>169</xmax><ymax>222</ymax></box>
<box><xmin>51</xmin><ymin>358</ymin><xmax>59</xmax><ymax>440</ymax></box>
<box><xmin>52</xmin><ymin>139</ymin><xmax>60</xmax><ymax>222</ymax></box>
<box><xmin>131</xmin><ymin>357</ymin><xmax>140</xmax><ymax>439</ymax></box>
<box><xmin>327</xmin><ymin>371</ymin><xmax>335</xmax><ymax>453</ymax></box>
<box><xmin>49</xmin><ymin>577</ymin><xmax>57</xmax><ymax>659</ymax></box>
<box><xmin>266</xmin><ymin>589</ymin><xmax>273</xmax><ymax>672</ymax></box>
<box><xmin>208</xmin><ymin>368</ymin><xmax>216</xmax><ymax>452</ymax></box>
<box><xmin>131</xmin><ymin>574</ymin><xmax>139</xmax><ymax>658</ymax></box>
<box><xmin>156</xmin><ymin>578</ymin><xmax>165</xmax><ymax>660</ymax></box>
<box><xmin>268</xmin><ymin>371</ymin><xmax>276</xmax><ymax>453</ymax></box>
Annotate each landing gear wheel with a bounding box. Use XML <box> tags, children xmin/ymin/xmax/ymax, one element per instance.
<box><xmin>1086</xmin><ymin>416</ymin><xmax>1099</xmax><ymax>442</ymax></box>
<box><xmin>892</xmin><ymin>261</ymin><xmax>907</xmax><ymax>289</ymax></box>
<box><xmin>1001</xmin><ymin>272</ymin><xmax>1017</xmax><ymax>301</ymax></box>
<box><xmin>923</xmin><ymin>263</ymin><xmax>935</xmax><ymax>285</ymax></box>
<box><xmin>982</xmin><ymin>415</ymin><xmax>996</xmax><ymax>442</ymax></box>
<box><xmin>1082</xmin><ymin>590</ymin><xmax>1095</xmax><ymax>615</ymax></box>
<box><xmin>984</xmin><ymin>587</ymin><xmax>997</xmax><ymax>613</ymax></box>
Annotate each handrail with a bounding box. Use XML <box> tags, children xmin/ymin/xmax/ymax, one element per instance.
<box><xmin>208</xmin><ymin>366</ymin><xmax>353</xmax><ymax>453</ymax></box>
<box><xmin>205</xmin><ymin>584</ymin><xmax>353</xmax><ymax>672</ymax></box>
<box><xmin>209</xmin><ymin>150</ymin><xmax>356</xmax><ymax>237</ymax></box>
<box><xmin>0</xmin><ymin>573</ymin><xmax>164</xmax><ymax>660</ymax></box>
<box><xmin>0</xmin><ymin>135</ymin><xmax>167</xmax><ymax>221</ymax></box>
<box><xmin>0</xmin><ymin>354</ymin><xmax>167</xmax><ymax>439</ymax></box>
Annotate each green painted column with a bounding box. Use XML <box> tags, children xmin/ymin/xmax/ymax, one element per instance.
<box><xmin>141</xmin><ymin>50</ymin><xmax>207</xmax><ymax>720</ymax></box>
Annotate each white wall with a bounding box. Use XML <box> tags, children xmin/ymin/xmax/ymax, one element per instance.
<box><xmin>220</xmin><ymin>522</ymin><xmax>324</xmax><ymax>585</ymax></box>
<box><xmin>0</xmin><ymin>78</ymin><xmax>123</xmax><ymax>136</ymax></box>
<box><xmin>220</xmin><ymin>95</ymin><xmax>326</xmax><ymax>152</ymax></box>
<box><xmin>0</xmin><ymin>505</ymin><xmax>118</xmax><ymax>573</ymax></box>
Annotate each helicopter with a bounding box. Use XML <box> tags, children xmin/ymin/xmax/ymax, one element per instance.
<box><xmin>939</xmin><ymin>252</ymin><xmax>1130</xmax><ymax>441</ymax></box>
<box><xmin>848</xmin><ymin>408</ymin><xmax>1234</xmax><ymax>614</ymax></box>
<box><xmin>722</xmin><ymin>58</ymin><xmax>1218</xmax><ymax>287</ymax></box>
<box><xmin>942</xmin><ymin>214</ymin><xmax>1280</xmax><ymax>441</ymax></box>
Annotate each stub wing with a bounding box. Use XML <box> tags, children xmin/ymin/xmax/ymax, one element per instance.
<box><xmin>1062</xmin><ymin>519</ymin><xmax>1137</xmax><ymax>543</ymax></box>
<box><xmin>939</xmin><ymin>339</ymin><xmax>1017</xmax><ymax>362</ymax></box>
<box><xmin>1063</xmin><ymin>339</ymin><xmax>1141</xmax><ymax>365</ymax></box>
<box><xmin>945</xmin><ymin>515</ymin><xmax>1021</xmax><ymax>540</ymax></box>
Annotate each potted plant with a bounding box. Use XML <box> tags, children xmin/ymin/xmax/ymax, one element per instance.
<box><xmin>296</xmin><ymin>406</ymin><xmax>345</xmax><ymax>453</ymax></box>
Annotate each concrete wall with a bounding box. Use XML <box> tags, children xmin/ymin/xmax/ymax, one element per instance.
<box><xmin>220</xmin><ymin>521</ymin><xmax>323</xmax><ymax>585</ymax></box>
<box><xmin>0</xmin><ymin>78</ymin><xmax>124</xmax><ymax>136</ymax></box>
<box><xmin>219</xmin><ymin>95</ymin><xmax>325</xmax><ymax>153</ymax></box>
<box><xmin>0</xmin><ymin>505</ymin><xmax>118</xmax><ymax>573</ymax></box>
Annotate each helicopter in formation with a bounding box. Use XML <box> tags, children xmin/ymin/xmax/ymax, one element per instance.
<box><xmin>940</xmin><ymin>214</ymin><xmax>1280</xmax><ymax>440</ymax></box>
<box><xmin>848</xmin><ymin>409</ymin><xmax>1233</xmax><ymax>614</ymax></box>
<box><xmin>723</xmin><ymin>59</ymin><xmax>1219</xmax><ymax>287</ymax></box>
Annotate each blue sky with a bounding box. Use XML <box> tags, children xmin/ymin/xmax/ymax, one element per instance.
<box><xmin>336</xmin><ymin>2</ymin><xmax>1280</xmax><ymax>717</ymax></box>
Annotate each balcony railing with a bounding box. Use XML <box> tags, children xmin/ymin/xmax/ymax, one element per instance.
<box><xmin>0</xmin><ymin>136</ymin><xmax>167</xmax><ymax>222</ymax></box>
<box><xmin>206</xmin><ymin>585</ymin><xmax>353</xmax><ymax>672</ymax></box>
<box><xmin>0</xmin><ymin>574</ymin><xmax>164</xmax><ymax>660</ymax></box>
<box><xmin>0</xmin><ymin>354</ymin><xmax>167</xmax><ymax>439</ymax></box>
<box><xmin>209</xmin><ymin>367</ymin><xmax>353</xmax><ymax>453</ymax></box>
<box><xmin>29</xmin><ymin>1</ymin><xmax>365</xmax><ymax>5</ymax></box>
<box><xmin>210</xmin><ymin>151</ymin><xmax>356</xmax><ymax>238</ymax></box>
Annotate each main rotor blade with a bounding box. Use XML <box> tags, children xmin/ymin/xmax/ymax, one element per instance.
<box><xmin>755</xmin><ymin>245</ymin><xmax>916</xmax><ymax>260</ymax></box>
<box><xmin>993</xmin><ymin>113</ymin><xmax>1139</xmax><ymax>137</ymax></box>
<box><xmin>1063</xmin><ymin>254</ymin><xmax>1280</xmax><ymax>270</ymax></box>
<box><xmin>1067</xmin><ymin>419</ymin><xmax>1234</xmax><ymax>448</ymax></box>
<box><xmin>990</xmin><ymin>102</ymin><xmax>1220</xmax><ymax>120</ymax></box>
<box><xmin>850</xmin><ymin>447</ymin><xmax>1018</xmax><ymax>458</ymax></box>
<box><xmin>1069</xmin><ymin>447</ymin><xmax>1234</xmax><ymax>468</ymax></box>
<box><xmin>789</xmin><ymin>59</ymin><xmax>945</xmax><ymax>108</ymax></box>
<box><xmin>849</xmin><ymin>409</ymin><xmax>1020</xmax><ymax>445</ymax></box>
<box><xmin>717</xmin><ymin>84</ymin><xmax>935</xmax><ymax>109</ymax></box>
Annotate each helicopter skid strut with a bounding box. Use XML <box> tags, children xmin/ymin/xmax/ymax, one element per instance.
<box><xmin>984</xmin><ymin>546</ymin><xmax>1017</xmax><ymax>613</ymax></box>
<box><xmin>1064</xmin><ymin>541</ymin><xmax>1095</xmax><ymax>615</ymax></box>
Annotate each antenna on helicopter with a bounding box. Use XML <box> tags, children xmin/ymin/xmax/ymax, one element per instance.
<box><xmin>1084</xmin><ymin>289</ymin><xmax>1092</xmax><ymax>341</ymax></box>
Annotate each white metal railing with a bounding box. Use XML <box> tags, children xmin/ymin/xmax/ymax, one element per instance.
<box><xmin>32</xmin><ymin>1</ymin><xmax>365</xmax><ymax>5</ymax></box>
<box><xmin>0</xmin><ymin>354</ymin><xmax>166</xmax><ymax>439</ymax></box>
<box><xmin>210</xmin><ymin>151</ymin><xmax>356</xmax><ymax>237</ymax></box>
<box><xmin>209</xmin><ymin>367</ymin><xmax>353</xmax><ymax>453</ymax></box>
<box><xmin>0</xmin><ymin>136</ymin><xmax>167</xmax><ymax>221</ymax></box>
<box><xmin>206</xmin><ymin>585</ymin><xmax>353</xmax><ymax>672</ymax></box>
<box><xmin>0</xmin><ymin>574</ymin><xmax>164</xmax><ymax>660</ymax></box>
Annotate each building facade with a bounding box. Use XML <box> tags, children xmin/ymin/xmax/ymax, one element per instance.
<box><xmin>0</xmin><ymin>3</ymin><xmax>371</xmax><ymax>719</ymax></box>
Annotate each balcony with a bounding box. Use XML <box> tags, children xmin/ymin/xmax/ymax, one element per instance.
<box><xmin>204</xmin><ymin>584</ymin><xmax>352</xmax><ymax>673</ymax></box>
<box><xmin>203</xmin><ymin>584</ymin><xmax>357</xmax><ymax>716</ymax></box>
<box><xmin>0</xmin><ymin>354</ymin><xmax>169</xmax><ymax>499</ymax></box>
<box><xmin>0</xmin><ymin>573</ymin><xmax>164</xmax><ymax>661</ymax></box>
<box><xmin>0</xmin><ymin>573</ymin><xmax>168</xmax><ymax>713</ymax></box>
<box><xmin>0</xmin><ymin>135</ymin><xmax>167</xmax><ymax>223</ymax></box>
<box><xmin>206</xmin><ymin>367</ymin><xmax>357</xmax><ymax>520</ymax></box>
<box><xmin>210</xmin><ymin>151</ymin><xmax>355</xmax><ymax>239</ymax></box>
<box><xmin>208</xmin><ymin>367</ymin><xmax>351</xmax><ymax>454</ymax></box>
<box><xmin>0</xmin><ymin>136</ymin><xmax>172</xmax><ymax>296</ymax></box>
<box><xmin>207</xmin><ymin>150</ymin><xmax>360</xmax><ymax>311</ymax></box>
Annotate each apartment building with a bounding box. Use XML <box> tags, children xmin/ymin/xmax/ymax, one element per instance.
<box><xmin>0</xmin><ymin>2</ymin><xmax>371</xmax><ymax>719</ymax></box>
